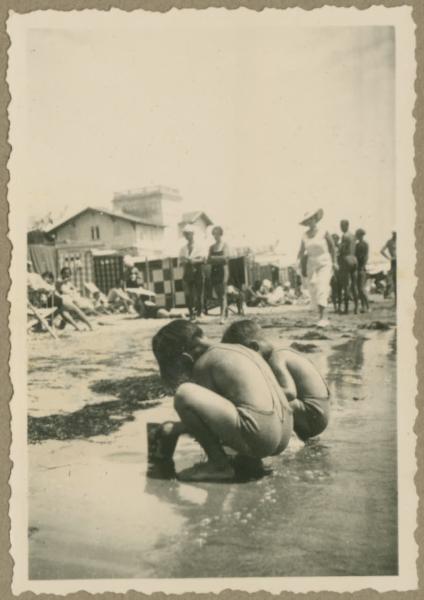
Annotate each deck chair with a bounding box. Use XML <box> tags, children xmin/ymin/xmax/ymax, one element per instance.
<box><xmin>205</xmin><ymin>288</ymin><xmax>242</xmax><ymax>316</ymax></box>
<box><xmin>84</xmin><ymin>282</ymin><xmax>112</xmax><ymax>314</ymax></box>
<box><xmin>27</xmin><ymin>301</ymin><xmax>59</xmax><ymax>339</ymax></box>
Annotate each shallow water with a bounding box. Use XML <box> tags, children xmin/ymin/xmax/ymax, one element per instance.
<box><xmin>28</xmin><ymin>321</ymin><xmax>397</xmax><ymax>579</ymax></box>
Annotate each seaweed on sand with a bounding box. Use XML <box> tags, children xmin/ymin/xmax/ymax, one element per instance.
<box><xmin>292</xmin><ymin>330</ymin><xmax>331</xmax><ymax>341</ymax></box>
<box><xmin>359</xmin><ymin>320</ymin><xmax>392</xmax><ymax>331</ymax></box>
<box><xmin>28</xmin><ymin>375</ymin><xmax>172</xmax><ymax>444</ymax></box>
<box><xmin>290</xmin><ymin>342</ymin><xmax>321</xmax><ymax>353</ymax></box>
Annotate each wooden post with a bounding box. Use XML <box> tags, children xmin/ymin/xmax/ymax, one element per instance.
<box><xmin>145</xmin><ymin>256</ymin><xmax>151</xmax><ymax>291</ymax></box>
<box><xmin>169</xmin><ymin>257</ymin><xmax>176</xmax><ymax>309</ymax></box>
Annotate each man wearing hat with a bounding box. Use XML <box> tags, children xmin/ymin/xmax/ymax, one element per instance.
<box><xmin>297</xmin><ymin>208</ymin><xmax>337</xmax><ymax>327</ymax></box>
<box><xmin>179</xmin><ymin>224</ymin><xmax>207</xmax><ymax>322</ymax></box>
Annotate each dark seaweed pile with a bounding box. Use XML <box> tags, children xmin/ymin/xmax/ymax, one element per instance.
<box><xmin>28</xmin><ymin>375</ymin><xmax>172</xmax><ymax>444</ymax></box>
<box><xmin>290</xmin><ymin>342</ymin><xmax>320</xmax><ymax>353</ymax></box>
<box><xmin>359</xmin><ymin>320</ymin><xmax>392</xmax><ymax>331</ymax></box>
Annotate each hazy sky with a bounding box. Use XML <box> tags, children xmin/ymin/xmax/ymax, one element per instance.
<box><xmin>15</xmin><ymin>12</ymin><xmax>395</xmax><ymax>257</ymax></box>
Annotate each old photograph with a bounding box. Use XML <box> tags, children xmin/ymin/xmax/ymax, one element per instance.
<box><xmin>7</xmin><ymin>6</ymin><xmax>417</xmax><ymax>595</ymax></box>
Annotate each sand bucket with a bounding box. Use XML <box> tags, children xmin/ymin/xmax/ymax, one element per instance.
<box><xmin>147</xmin><ymin>423</ymin><xmax>163</xmax><ymax>462</ymax></box>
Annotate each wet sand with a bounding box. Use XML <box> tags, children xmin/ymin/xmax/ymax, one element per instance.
<box><xmin>27</xmin><ymin>299</ymin><xmax>397</xmax><ymax>579</ymax></box>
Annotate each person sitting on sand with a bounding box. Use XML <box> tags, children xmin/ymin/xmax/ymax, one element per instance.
<box><xmin>107</xmin><ymin>279</ymin><xmax>135</xmax><ymax>313</ymax></box>
<box><xmin>151</xmin><ymin>319</ymin><xmax>293</xmax><ymax>482</ymax></box>
<box><xmin>244</xmin><ymin>280</ymin><xmax>263</xmax><ymax>307</ymax></box>
<box><xmin>222</xmin><ymin>320</ymin><xmax>330</xmax><ymax>442</ymax></box>
<box><xmin>265</xmin><ymin>282</ymin><xmax>286</xmax><ymax>306</ymax></box>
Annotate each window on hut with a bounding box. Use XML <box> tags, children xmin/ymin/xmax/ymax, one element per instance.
<box><xmin>91</xmin><ymin>226</ymin><xmax>101</xmax><ymax>241</ymax></box>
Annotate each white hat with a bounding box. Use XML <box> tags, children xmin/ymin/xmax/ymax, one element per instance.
<box><xmin>299</xmin><ymin>208</ymin><xmax>324</xmax><ymax>226</ymax></box>
<box><xmin>183</xmin><ymin>224</ymin><xmax>196</xmax><ymax>234</ymax></box>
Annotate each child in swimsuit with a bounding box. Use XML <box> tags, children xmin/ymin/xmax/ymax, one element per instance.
<box><xmin>222</xmin><ymin>320</ymin><xmax>330</xmax><ymax>441</ymax></box>
<box><xmin>151</xmin><ymin>319</ymin><xmax>293</xmax><ymax>482</ymax></box>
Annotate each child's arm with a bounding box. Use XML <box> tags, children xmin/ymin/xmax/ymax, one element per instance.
<box><xmin>267</xmin><ymin>353</ymin><xmax>297</xmax><ymax>401</ymax></box>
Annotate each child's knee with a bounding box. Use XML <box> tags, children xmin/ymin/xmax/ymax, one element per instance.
<box><xmin>174</xmin><ymin>382</ymin><xmax>197</xmax><ymax>411</ymax></box>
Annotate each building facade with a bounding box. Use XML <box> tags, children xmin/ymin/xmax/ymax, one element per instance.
<box><xmin>48</xmin><ymin>207</ymin><xmax>164</xmax><ymax>258</ymax></box>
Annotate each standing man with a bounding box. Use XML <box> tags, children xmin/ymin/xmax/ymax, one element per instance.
<box><xmin>339</xmin><ymin>219</ymin><xmax>358</xmax><ymax>314</ymax></box>
<box><xmin>381</xmin><ymin>231</ymin><xmax>397</xmax><ymax>304</ymax></box>
<box><xmin>179</xmin><ymin>224</ymin><xmax>206</xmax><ymax>322</ymax></box>
<box><xmin>355</xmin><ymin>228</ymin><xmax>369</xmax><ymax>313</ymax></box>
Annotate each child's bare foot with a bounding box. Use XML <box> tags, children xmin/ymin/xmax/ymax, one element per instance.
<box><xmin>177</xmin><ymin>461</ymin><xmax>235</xmax><ymax>482</ymax></box>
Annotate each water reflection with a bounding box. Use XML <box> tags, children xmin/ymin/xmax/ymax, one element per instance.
<box><xmin>326</xmin><ymin>337</ymin><xmax>366</xmax><ymax>405</ymax></box>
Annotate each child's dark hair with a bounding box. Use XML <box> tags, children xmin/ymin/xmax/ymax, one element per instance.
<box><xmin>222</xmin><ymin>319</ymin><xmax>264</xmax><ymax>346</ymax></box>
<box><xmin>152</xmin><ymin>319</ymin><xmax>203</xmax><ymax>386</ymax></box>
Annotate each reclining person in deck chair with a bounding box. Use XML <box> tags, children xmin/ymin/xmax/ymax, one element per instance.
<box><xmin>27</xmin><ymin>271</ymin><xmax>83</xmax><ymax>332</ymax></box>
<box><xmin>56</xmin><ymin>267</ymin><xmax>98</xmax><ymax>317</ymax></box>
<box><xmin>41</xmin><ymin>272</ymin><xmax>93</xmax><ymax>331</ymax></box>
<box><xmin>107</xmin><ymin>278</ymin><xmax>135</xmax><ymax>313</ymax></box>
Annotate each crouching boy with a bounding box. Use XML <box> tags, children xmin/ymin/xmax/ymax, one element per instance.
<box><xmin>222</xmin><ymin>320</ymin><xmax>330</xmax><ymax>442</ymax></box>
<box><xmin>151</xmin><ymin>319</ymin><xmax>293</xmax><ymax>482</ymax></box>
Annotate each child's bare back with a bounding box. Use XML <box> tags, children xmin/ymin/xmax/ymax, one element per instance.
<box><xmin>274</xmin><ymin>348</ymin><xmax>328</xmax><ymax>400</ymax></box>
<box><xmin>222</xmin><ymin>320</ymin><xmax>330</xmax><ymax>442</ymax></box>
<box><xmin>194</xmin><ymin>344</ymin><xmax>284</xmax><ymax>413</ymax></box>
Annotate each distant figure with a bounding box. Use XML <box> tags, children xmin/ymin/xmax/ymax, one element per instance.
<box><xmin>330</xmin><ymin>233</ymin><xmax>342</xmax><ymax>313</ymax></box>
<box><xmin>44</xmin><ymin>270</ymin><xmax>93</xmax><ymax>330</ymax></box>
<box><xmin>208</xmin><ymin>226</ymin><xmax>230</xmax><ymax>324</ymax></box>
<box><xmin>179</xmin><ymin>224</ymin><xmax>206</xmax><ymax>322</ymax></box>
<box><xmin>355</xmin><ymin>228</ymin><xmax>369</xmax><ymax>313</ymax></box>
<box><xmin>245</xmin><ymin>280</ymin><xmax>263</xmax><ymax>307</ymax></box>
<box><xmin>339</xmin><ymin>220</ymin><xmax>358</xmax><ymax>314</ymax></box>
<box><xmin>126</xmin><ymin>267</ymin><xmax>144</xmax><ymax>288</ymax></box>
<box><xmin>297</xmin><ymin>208</ymin><xmax>337</xmax><ymax>327</ymax></box>
<box><xmin>381</xmin><ymin>231</ymin><xmax>397</xmax><ymax>303</ymax></box>
<box><xmin>57</xmin><ymin>267</ymin><xmax>97</xmax><ymax>320</ymax></box>
<box><xmin>266</xmin><ymin>282</ymin><xmax>286</xmax><ymax>306</ymax></box>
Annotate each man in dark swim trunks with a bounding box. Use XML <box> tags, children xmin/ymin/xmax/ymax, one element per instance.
<box><xmin>339</xmin><ymin>219</ymin><xmax>358</xmax><ymax>314</ymax></box>
<box><xmin>330</xmin><ymin>233</ymin><xmax>342</xmax><ymax>313</ymax></box>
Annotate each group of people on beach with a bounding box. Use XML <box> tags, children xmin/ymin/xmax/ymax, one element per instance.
<box><xmin>28</xmin><ymin>262</ymin><xmax>173</xmax><ymax>333</ymax></box>
<box><xmin>149</xmin><ymin>318</ymin><xmax>330</xmax><ymax>482</ymax></box>
<box><xmin>297</xmin><ymin>208</ymin><xmax>396</xmax><ymax>328</ymax></box>
<box><xmin>147</xmin><ymin>211</ymin><xmax>397</xmax><ymax>482</ymax></box>
<box><xmin>179</xmin><ymin>224</ymin><xmax>232</xmax><ymax>325</ymax></box>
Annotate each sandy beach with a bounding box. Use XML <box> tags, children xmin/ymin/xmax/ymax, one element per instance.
<box><xmin>27</xmin><ymin>298</ymin><xmax>397</xmax><ymax>579</ymax></box>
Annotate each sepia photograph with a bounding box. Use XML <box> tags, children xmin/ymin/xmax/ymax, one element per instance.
<box><xmin>7</xmin><ymin>6</ymin><xmax>417</xmax><ymax>595</ymax></box>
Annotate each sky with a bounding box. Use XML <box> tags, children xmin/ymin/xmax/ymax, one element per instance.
<box><xmin>14</xmin><ymin>12</ymin><xmax>395</xmax><ymax>259</ymax></box>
